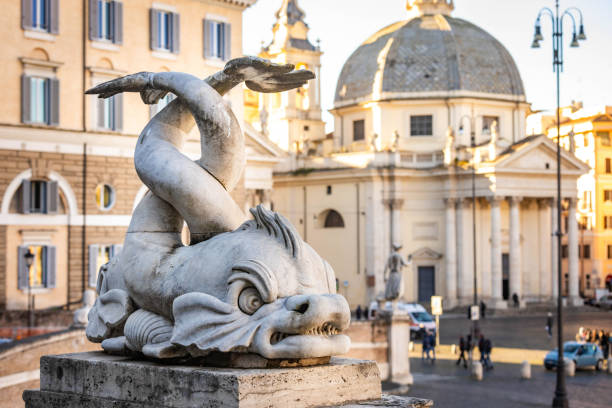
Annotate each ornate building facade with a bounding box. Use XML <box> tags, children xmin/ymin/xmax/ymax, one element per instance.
<box><xmin>0</xmin><ymin>0</ymin><xmax>284</xmax><ymax>313</ymax></box>
<box><xmin>251</xmin><ymin>0</ymin><xmax>589</xmax><ymax>309</ymax></box>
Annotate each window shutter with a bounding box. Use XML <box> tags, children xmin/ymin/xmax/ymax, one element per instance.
<box><xmin>49</xmin><ymin>78</ymin><xmax>60</xmax><ymax>126</ymax></box>
<box><xmin>45</xmin><ymin>246</ymin><xmax>56</xmax><ymax>288</ymax></box>
<box><xmin>112</xmin><ymin>1</ymin><xmax>123</xmax><ymax>44</ymax></box>
<box><xmin>171</xmin><ymin>13</ymin><xmax>180</xmax><ymax>54</ymax></box>
<box><xmin>114</xmin><ymin>94</ymin><xmax>123</xmax><ymax>132</ymax></box>
<box><xmin>46</xmin><ymin>180</ymin><xmax>59</xmax><ymax>214</ymax></box>
<box><xmin>224</xmin><ymin>23</ymin><xmax>231</xmax><ymax>61</ymax></box>
<box><xmin>150</xmin><ymin>9</ymin><xmax>158</xmax><ymax>50</ymax></box>
<box><xmin>97</xmin><ymin>97</ymin><xmax>105</xmax><ymax>128</ymax></box>
<box><xmin>203</xmin><ymin>19</ymin><xmax>211</xmax><ymax>58</ymax></box>
<box><xmin>22</xmin><ymin>0</ymin><xmax>33</xmax><ymax>30</ymax></box>
<box><xmin>18</xmin><ymin>246</ymin><xmax>29</xmax><ymax>290</ymax></box>
<box><xmin>20</xmin><ymin>179</ymin><xmax>31</xmax><ymax>214</ymax></box>
<box><xmin>88</xmin><ymin>244</ymin><xmax>99</xmax><ymax>287</ymax></box>
<box><xmin>21</xmin><ymin>75</ymin><xmax>31</xmax><ymax>124</ymax></box>
<box><xmin>89</xmin><ymin>0</ymin><xmax>98</xmax><ymax>40</ymax></box>
<box><xmin>49</xmin><ymin>0</ymin><xmax>59</xmax><ymax>34</ymax></box>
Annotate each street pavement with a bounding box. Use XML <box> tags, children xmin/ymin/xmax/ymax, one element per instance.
<box><xmin>398</xmin><ymin>308</ymin><xmax>612</xmax><ymax>408</ymax></box>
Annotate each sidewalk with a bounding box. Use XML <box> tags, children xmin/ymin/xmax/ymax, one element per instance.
<box><xmin>410</xmin><ymin>343</ymin><xmax>548</xmax><ymax>366</ymax></box>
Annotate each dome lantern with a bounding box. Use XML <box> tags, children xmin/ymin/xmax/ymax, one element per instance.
<box><xmin>406</xmin><ymin>0</ymin><xmax>454</xmax><ymax>18</ymax></box>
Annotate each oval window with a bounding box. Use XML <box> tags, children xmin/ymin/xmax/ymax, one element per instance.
<box><xmin>95</xmin><ymin>184</ymin><xmax>115</xmax><ymax>210</ymax></box>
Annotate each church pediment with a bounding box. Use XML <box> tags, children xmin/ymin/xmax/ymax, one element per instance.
<box><xmin>492</xmin><ymin>135</ymin><xmax>588</xmax><ymax>173</ymax></box>
<box><xmin>410</xmin><ymin>247</ymin><xmax>443</xmax><ymax>260</ymax></box>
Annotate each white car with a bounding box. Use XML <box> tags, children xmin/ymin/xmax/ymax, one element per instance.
<box><xmin>595</xmin><ymin>294</ymin><xmax>612</xmax><ymax>310</ymax></box>
<box><xmin>368</xmin><ymin>301</ymin><xmax>436</xmax><ymax>338</ymax></box>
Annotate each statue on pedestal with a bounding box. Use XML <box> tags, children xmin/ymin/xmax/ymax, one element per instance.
<box><xmin>83</xmin><ymin>57</ymin><xmax>351</xmax><ymax>361</ymax></box>
<box><xmin>383</xmin><ymin>244</ymin><xmax>409</xmax><ymax>301</ymax></box>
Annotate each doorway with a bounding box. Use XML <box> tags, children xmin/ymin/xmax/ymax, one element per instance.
<box><xmin>502</xmin><ymin>253</ymin><xmax>509</xmax><ymax>300</ymax></box>
<box><xmin>417</xmin><ymin>265</ymin><xmax>435</xmax><ymax>303</ymax></box>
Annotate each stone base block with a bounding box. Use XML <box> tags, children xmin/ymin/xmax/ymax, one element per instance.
<box><xmin>24</xmin><ymin>352</ymin><xmax>390</xmax><ymax>408</ymax></box>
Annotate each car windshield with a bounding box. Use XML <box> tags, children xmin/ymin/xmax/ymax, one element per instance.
<box><xmin>411</xmin><ymin>312</ymin><xmax>433</xmax><ymax>322</ymax></box>
<box><xmin>563</xmin><ymin>344</ymin><xmax>579</xmax><ymax>353</ymax></box>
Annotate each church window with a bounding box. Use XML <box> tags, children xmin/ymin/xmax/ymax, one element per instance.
<box><xmin>410</xmin><ymin>115</ymin><xmax>432</xmax><ymax>136</ymax></box>
<box><xmin>598</xmin><ymin>131</ymin><xmax>610</xmax><ymax>146</ymax></box>
<box><xmin>204</xmin><ymin>20</ymin><xmax>231</xmax><ymax>60</ymax></box>
<box><xmin>323</xmin><ymin>210</ymin><xmax>345</xmax><ymax>228</ymax></box>
<box><xmin>482</xmin><ymin>116</ymin><xmax>498</xmax><ymax>135</ymax></box>
<box><xmin>353</xmin><ymin>119</ymin><xmax>365</xmax><ymax>141</ymax></box>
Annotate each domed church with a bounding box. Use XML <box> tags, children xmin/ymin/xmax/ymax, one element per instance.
<box><xmin>251</xmin><ymin>0</ymin><xmax>588</xmax><ymax>309</ymax></box>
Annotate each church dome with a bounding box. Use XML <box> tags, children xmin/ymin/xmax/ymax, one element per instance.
<box><xmin>334</xmin><ymin>14</ymin><xmax>525</xmax><ymax>107</ymax></box>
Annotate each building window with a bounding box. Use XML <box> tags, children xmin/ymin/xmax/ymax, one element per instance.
<box><xmin>88</xmin><ymin>244</ymin><xmax>122</xmax><ymax>287</ymax></box>
<box><xmin>353</xmin><ymin>119</ymin><xmax>365</xmax><ymax>142</ymax></box>
<box><xmin>561</xmin><ymin>245</ymin><xmax>568</xmax><ymax>258</ymax></box>
<box><xmin>150</xmin><ymin>9</ymin><xmax>180</xmax><ymax>53</ymax></box>
<box><xmin>323</xmin><ymin>210</ymin><xmax>345</xmax><ymax>228</ymax></box>
<box><xmin>482</xmin><ymin>116</ymin><xmax>498</xmax><ymax>135</ymax></box>
<box><xmin>150</xmin><ymin>92</ymin><xmax>176</xmax><ymax>118</ymax></box>
<box><xmin>96</xmin><ymin>94</ymin><xmax>122</xmax><ymax>131</ymax></box>
<box><xmin>95</xmin><ymin>184</ymin><xmax>115</xmax><ymax>210</ymax></box>
<box><xmin>604</xmin><ymin>215</ymin><xmax>612</xmax><ymax>229</ymax></box>
<box><xmin>19</xmin><ymin>179</ymin><xmax>58</xmax><ymax>214</ymax></box>
<box><xmin>326</xmin><ymin>185</ymin><xmax>332</xmax><ymax>195</ymax></box>
<box><xmin>607</xmin><ymin>158</ymin><xmax>612</xmax><ymax>174</ymax></box>
<box><xmin>22</xmin><ymin>0</ymin><xmax>59</xmax><ymax>34</ymax></box>
<box><xmin>598</xmin><ymin>131</ymin><xmax>610</xmax><ymax>147</ymax></box>
<box><xmin>605</xmin><ymin>190</ymin><xmax>612</xmax><ymax>202</ymax></box>
<box><xmin>203</xmin><ymin>20</ymin><xmax>231</xmax><ymax>60</ymax></box>
<box><xmin>21</xmin><ymin>76</ymin><xmax>59</xmax><ymax>126</ymax></box>
<box><xmin>608</xmin><ymin>245</ymin><xmax>612</xmax><ymax>259</ymax></box>
<box><xmin>18</xmin><ymin>245</ymin><xmax>56</xmax><ymax>290</ymax></box>
<box><xmin>89</xmin><ymin>0</ymin><xmax>122</xmax><ymax>44</ymax></box>
<box><xmin>582</xmin><ymin>245</ymin><xmax>590</xmax><ymax>259</ymax></box>
<box><xmin>410</xmin><ymin>115</ymin><xmax>433</xmax><ymax>136</ymax></box>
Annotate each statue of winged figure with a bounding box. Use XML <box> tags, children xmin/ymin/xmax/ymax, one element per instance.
<box><xmin>84</xmin><ymin>57</ymin><xmax>351</xmax><ymax>360</ymax></box>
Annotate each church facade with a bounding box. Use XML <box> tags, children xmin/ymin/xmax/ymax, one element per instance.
<box><xmin>251</xmin><ymin>0</ymin><xmax>589</xmax><ymax>309</ymax></box>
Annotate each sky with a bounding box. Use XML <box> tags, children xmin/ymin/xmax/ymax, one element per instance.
<box><xmin>243</xmin><ymin>0</ymin><xmax>612</xmax><ymax>130</ymax></box>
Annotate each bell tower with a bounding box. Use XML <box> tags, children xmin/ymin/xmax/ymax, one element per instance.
<box><xmin>255</xmin><ymin>0</ymin><xmax>325</xmax><ymax>154</ymax></box>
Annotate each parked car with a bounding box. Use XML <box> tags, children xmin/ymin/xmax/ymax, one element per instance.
<box><xmin>368</xmin><ymin>301</ymin><xmax>436</xmax><ymax>339</ymax></box>
<box><xmin>594</xmin><ymin>294</ymin><xmax>612</xmax><ymax>310</ymax></box>
<box><xmin>544</xmin><ymin>341</ymin><xmax>605</xmax><ymax>371</ymax></box>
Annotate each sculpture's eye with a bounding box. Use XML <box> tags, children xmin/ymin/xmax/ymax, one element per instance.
<box><xmin>238</xmin><ymin>287</ymin><xmax>263</xmax><ymax>315</ymax></box>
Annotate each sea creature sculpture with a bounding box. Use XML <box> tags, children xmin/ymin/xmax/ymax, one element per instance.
<box><xmin>84</xmin><ymin>57</ymin><xmax>351</xmax><ymax>360</ymax></box>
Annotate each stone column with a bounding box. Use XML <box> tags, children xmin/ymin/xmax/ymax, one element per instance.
<box><xmin>509</xmin><ymin>196</ymin><xmax>523</xmax><ymax>306</ymax></box>
<box><xmin>385</xmin><ymin>198</ymin><xmax>404</xmax><ymax>247</ymax></box>
<box><xmin>538</xmin><ymin>199</ymin><xmax>552</xmax><ymax>300</ymax></box>
<box><xmin>551</xmin><ymin>198</ymin><xmax>559</xmax><ymax>300</ymax></box>
<box><xmin>387</xmin><ymin>316</ymin><xmax>413</xmax><ymax>385</ymax></box>
<box><xmin>489</xmin><ymin>197</ymin><xmax>505</xmax><ymax>309</ymax></box>
<box><xmin>567</xmin><ymin>198</ymin><xmax>581</xmax><ymax>306</ymax></box>
<box><xmin>444</xmin><ymin>198</ymin><xmax>457</xmax><ymax>309</ymax></box>
<box><xmin>457</xmin><ymin>198</ymin><xmax>473</xmax><ymax>304</ymax></box>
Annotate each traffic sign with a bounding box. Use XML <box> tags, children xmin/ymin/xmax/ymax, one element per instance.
<box><xmin>431</xmin><ymin>296</ymin><xmax>443</xmax><ymax>316</ymax></box>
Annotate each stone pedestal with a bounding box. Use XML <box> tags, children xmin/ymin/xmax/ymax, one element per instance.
<box><xmin>23</xmin><ymin>352</ymin><xmax>431</xmax><ymax>408</ymax></box>
<box><xmin>386</xmin><ymin>315</ymin><xmax>413</xmax><ymax>385</ymax></box>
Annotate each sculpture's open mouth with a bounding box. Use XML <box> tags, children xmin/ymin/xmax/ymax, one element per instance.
<box><xmin>270</xmin><ymin>322</ymin><xmax>341</xmax><ymax>345</ymax></box>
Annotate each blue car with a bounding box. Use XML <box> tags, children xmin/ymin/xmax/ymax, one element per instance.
<box><xmin>544</xmin><ymin>341</ymin><xmax>605</xmax><ymax>371</ymax></box>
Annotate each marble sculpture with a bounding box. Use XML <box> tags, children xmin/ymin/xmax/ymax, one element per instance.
<box><xmin>84</xmin><ymin>57</ymin><xmax>351</xmax><ymax>360</ymax></box>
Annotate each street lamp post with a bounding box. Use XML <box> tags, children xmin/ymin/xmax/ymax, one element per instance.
<box><xmin>24</xmin><ymin>249</ymin><xmax>35</xmax><ymax>336</ymax></box>
<box><xmin>531</xmin><ymin>2</ymin><xmax>586</xmax><ymax>407</ymax></box>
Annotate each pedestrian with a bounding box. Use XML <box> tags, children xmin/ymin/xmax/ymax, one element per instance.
<box><xmin>480</xmin><ymin>300</ymin><xmax>487</xmax><ymax>319</ymax></box>
<box><xmin>512</xmin><ymin>293</ymin><xmax>519</xmax><ymax>308</ymax></box>
<box><xmin>601</xmin><ymin>331</ymin><xmax>609</xmax><ymax>360</ymax></box>
<box><xmin>545</xmin><ymin>312</ymin><xmax>553</xmax><ymax>339</ymax></box>
<box><xmin>355</xmin><ymin>305</ymin><xmax>362</xmax><ymax>320</ymax></box>
<box><xmin>484</xmin><ymin>337</ymin><xmax>493</xmax><ymax>369</ymax></box>
<box><xmin>478</xmin><ymin>334</ymin><xmax>485</xmax><ymax>363</ymax></box>
<box><xmin>456</xmin><ymin>336</ymin><xmax>468</xmax><ymax>368</ymax></box>
<box><xmin>426</xmin><ymin>331</ymin><xmax>436</xmax><ymax>362</ymax></box>
<box><xmin>364</xmin><ymin>306</ymin><xmax>369</xmax><ymax>320</ymax></box>
<box><xmin>422</xmin><ymin>331</ymin><xmax>430</xmax><ymax>361</ymax></box>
